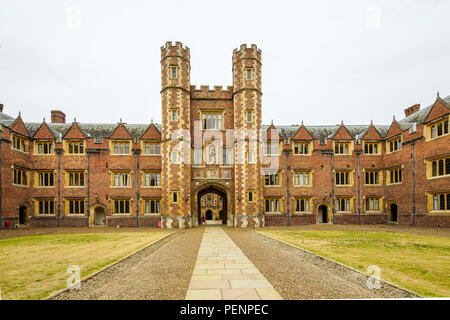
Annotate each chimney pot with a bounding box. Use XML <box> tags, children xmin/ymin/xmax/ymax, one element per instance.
<box><xmin>404</xmin><ymin>104</ymin><xmax>420</xmax><ymax>118</ymax></box>
<box><xmin>51</xmin><ymin>110</ymin><xmax>66</xmax><ymax>123</ymax></box>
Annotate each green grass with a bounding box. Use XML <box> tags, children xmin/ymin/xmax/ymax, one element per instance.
<box><xmin>258</xmin><ymin>229</ymin><xmax>450</xmax><ymax>297</ymax></box>
<box><xmin>0</xmin><ymin>231</ymin><xmax>173</xmax><ymax>300</ymax></box>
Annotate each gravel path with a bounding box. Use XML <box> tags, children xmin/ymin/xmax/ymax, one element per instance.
<box><xmin>51</xmin><ymin>228</ymin><xmax>204</xmax><ymax>300</ymax></box>
<box><xmin>224</xmin><ymin>228</ymin><xmax>418</xmax><ymax>299</ymax></box>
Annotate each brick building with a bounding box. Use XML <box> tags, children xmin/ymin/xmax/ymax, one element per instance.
<box><xmin>0</xmin><ymin>41</ymin><xmax>449</xmax><ymax>229</ymax></box>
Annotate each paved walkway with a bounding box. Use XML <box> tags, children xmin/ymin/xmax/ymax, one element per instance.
<box><xmin>185</xmin><ymin>226</ymin><xmax>282</xmax><ymax>300</ymax></box>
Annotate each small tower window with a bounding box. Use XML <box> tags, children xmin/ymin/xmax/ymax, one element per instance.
<box><xmin>246</xmin><ymin>68</ymin><xmax>252</xmax><ymax>80</ymax></box>
<box><xmin>170</xmin><ymin>66</ymin><xmax>177</xmax><ymax>79</ymax></box>
<box><xmin>172</xmin><ymin>110</ymin><xmax>178</xmax><ymax>122</ymax></box>
<box><xmin>247</xmin><ymin>111</ymin><xmax>252</xmax><ymax>123</ymax></box>
<box><xmin>172</xmin><ymin>192</ymin><xmax>178</xmax><ymax>203</ymax></box>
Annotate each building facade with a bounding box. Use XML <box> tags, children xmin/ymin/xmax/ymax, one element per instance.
<box><xmin>0</xmin><ymin>41</ymin><xmax>449</xmax><ymax>229</ymax></box>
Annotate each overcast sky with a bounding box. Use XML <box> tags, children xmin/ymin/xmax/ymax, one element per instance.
<box><xmin>0</xmin><ymin>0</ymin><xmax>449</xmax><ymax>126</ymax></box>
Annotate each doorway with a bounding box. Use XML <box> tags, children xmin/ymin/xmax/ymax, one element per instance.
<box><xmin>197</xmin><ymin>184</ymin><xmax>228</xmax><ymax>225</ymax></box>
<box><xmin>94</xmin><ymin>207</ymin><xmax>106</xmax><ymax>226</ymax></box>
<box><xmin>19</xmin><ymin>205</ymin><xmax>29</xmax><ymax>225</ymax></box>
<box><xmin>318</xmin><ymin>205</ymin><xmax>328</xmax><ymax>223</ymax></box>
<box><xmin>390</xmin><ymin>204</ymin><xmax>398</xmax><ymax>222</ymax></box>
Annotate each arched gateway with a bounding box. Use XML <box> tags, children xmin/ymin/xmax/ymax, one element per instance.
<box><xmin>194</xmin><ymin>183</ymin><xmax>229</xmax><ymax>226</ymax></box>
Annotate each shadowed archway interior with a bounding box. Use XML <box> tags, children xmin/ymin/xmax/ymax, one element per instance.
<box><xmin>197</xmin><ymin>185</ymin><xmax>228</xmax><ymax>225</ymax></box>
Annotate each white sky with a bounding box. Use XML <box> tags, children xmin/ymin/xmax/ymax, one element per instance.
<box><xmin>0</xmin><ymin>0</ymin><xmax>449</xmax><ymax>126</ymax></box>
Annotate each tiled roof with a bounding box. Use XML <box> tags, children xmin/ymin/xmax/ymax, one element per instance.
<box><xmin>1</xmin><ymin>95</ymin><xmax>448</xmax><ymax>141</ymax></box>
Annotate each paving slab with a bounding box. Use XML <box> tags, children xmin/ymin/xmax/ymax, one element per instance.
<box><xmin>185</xmin><ymin>226</ymin><xmax>282</xmax><ymax>300</ymax></box>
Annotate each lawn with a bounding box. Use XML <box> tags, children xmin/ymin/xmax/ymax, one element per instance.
<box><xmin>0</xmin><ymin>231</ymin><xmax>173</xmax><ymax>300</ymax></box>
<box><xmin>258</xmin><ymin>229</ymin><xmax>450</xmax><ymax>297</ymax></box>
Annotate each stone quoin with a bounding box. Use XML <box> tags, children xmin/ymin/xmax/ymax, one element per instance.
<box><xmin>0</xmin><ymin>41</ymin><xmax>449</xmax><ymax>229</ymax></box>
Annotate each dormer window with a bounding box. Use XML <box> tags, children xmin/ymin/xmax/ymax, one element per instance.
<box><xmin>66</xmin><ymin>141</ymin><xmax>84</xmax><ymax>154</ymax></box>
<box><xmin>428</xmin><ymin>118</ymin><xmax>449</xmax><ymax>141</ymax></box>
<box><xmin>36</xmin><ymin>141</ymin><xmax>54</xmax><ymax>155</ymax></box>
<box><xmin>293</xmin><ymin>142</ymin><xmax>311</xmax><ymax>155</ymax></box>
<box><xmin>387</xmin><ymin>136</ymin><xmax>402</xmax><ymax>153</ymax></box>
<box><xmin>112</xmin><ymin>141</ymin><xmax>130</xmax><ymax>155</ymax></box>
<box><xmin>334</xmin><ymin>142</ymin><xmax>351</xmax><ymax>155</ymax></box>
<box><xmin>12</xmin><ymin>135</ymin><xmax>28</xmax><ymax>153</ymax></box>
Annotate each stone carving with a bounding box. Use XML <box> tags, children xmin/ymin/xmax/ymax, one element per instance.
<box><xmin>208</xmin><ymin>147</ymin><xmax>216</xmax><ymax>165</ymax></box>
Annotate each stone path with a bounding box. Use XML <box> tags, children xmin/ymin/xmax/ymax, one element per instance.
<box><xmin>225</xmin><ymin>228</ymin><xmax>417</xmax><ymax>299</ymax></box>
<box><xmin>185</xmin><ymin>226</ymin><xmax>282</xmax><ymax>300</ymax></box>
<box><xmin>51</xmin><ymin>229</ymin><xmax>204</xmax><ymax>300</ymax></box>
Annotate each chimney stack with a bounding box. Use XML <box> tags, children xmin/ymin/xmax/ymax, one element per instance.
<box><xmin>51</xmin><ymin>110</ymin><xmax>66</xmax><ymax>123</ymax></box>
<box><xmin>404</xmin><ymin>104</ymin><xmax>420</xmax><ymax>118</ymax></box>
<box><xmin>0</xmin><ymin>104</ymin><xmax>3</xmax><ymax>113</ymax></box>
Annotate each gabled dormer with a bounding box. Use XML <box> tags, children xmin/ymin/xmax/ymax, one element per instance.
<box><xmin>10</xmin><ymin>113</ymin><xmax>30</xmax><ymax>153</ymax></box>
<box><xmin>109</xmin><ymin>120</ymin><xmax>133</xmax><ymax>155</ymax></box>
<box><xmin>423</xmin><ymin>96</ymin><xmax>450</xmax><ymax>141</ymax></box>
<box><xmin>332</xmin><ymin>122</ymin><xmax>353</xmax><ymax>155</ymax></box>
<box><xmin>63</xmin><ymin>120</ymin><xmax>87</xmax><ymax>155</ymax></box>
<box><xmin>32</xmin><ymin>119</ymin><xmax>56</xmax><ymax>155</ymax></box>
<box><xmin>361</xmin><ymin>121</ymin><xmax>382</xmax><ymax>155</ymax></box>
<box><xmin>263</xmin><ymin>123</ymin><xmax>281</xmax><ymax>156</ymax></box>
<box><xmin>141</xmin><ymin>121</ymin><xmax>161</xmax><ymax>156</ymax></box>
<box><xmin>385</xmin><ymin>118</ymin><xmax>403</xmax><ymax>154</ymax></box>
<box><xmin>292</xmin><ymin>122</ymin><xmax>313</xmax><ymax>155</ymax></box>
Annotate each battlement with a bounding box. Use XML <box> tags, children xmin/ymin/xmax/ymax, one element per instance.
<box><xmin>232</xmin><ymin>44</ymin><xmax>261</xmax><ymax>63</ymax></box>
<box><xmin>190</xmin><ymin>85</ymin><xmax>234</xmax><ymax>99</ymax></box>
<box><xmin>161</xmin><ymin>41</ymin><xmax>190</xmax><ymax>61</ymax></box>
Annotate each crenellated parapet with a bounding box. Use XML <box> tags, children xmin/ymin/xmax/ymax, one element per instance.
<box><xmin>232</xmin><ymin>44</ymin><xmax>261</xmax><ymax>65</ymax></box>
<box><xmin>160</xmin><ymin>41</ymin><xmax>190</xmax><ymax>61</ymax></box>
<box><xmin>190</xmin><ymin>85</ymin><xmax>233</xmax><ymax>100</ymax></box>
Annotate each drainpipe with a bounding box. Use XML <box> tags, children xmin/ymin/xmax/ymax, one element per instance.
<box><xmin>0</xmin><ymin>139</ymin><xmax>2</xmax><ymax>230</ymax></box>
<box><xmin>356</xmin><ymin>150</ymin><xmax>361</xmax><ymax>225</ymax></box>
<box><xmin>284</xmin><ymin>149</ymin><xmax>291</xmax><ymax>226</ymax></box>
<box><xmin>87</xmin><ymin>151</ymin><xmax>90</xmax><ymax>227</ymax></box>
<box><xmin>57</xmin><ymin>149</ymin><xmax>62</xmax><ymax>227</ymax></box>
<box><xmin>331</xmin><ymin>152</ymin><xmax>335</xmax><ymax>224</ymax></box>
<box><xmin>411</xmin><ymin>142</ymin><xmax>416</xmax><ymax>226</ymax></box>
<box><xmin>135</xmin><ymin>148</ymin><xmax>140</xmax><ymax>228</ymax></box>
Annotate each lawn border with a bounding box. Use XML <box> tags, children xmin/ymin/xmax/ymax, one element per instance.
<box><xmin>44</xmin><ymin>230</ymin><xmax>176</xmax><ymax>300</ymax></box>
<box><xmin>256</xmin><ymin>230</ymin><xmax>421</xmax><ymax>298</ymax></box>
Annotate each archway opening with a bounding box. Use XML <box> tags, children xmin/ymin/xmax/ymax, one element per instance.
<box><xmin>19</xmin><ymin>205</ymin><xmax>30</xmax><ymax>225</ymax></box>
<box><xmin>94</xmin><ymin>207</ymin><xmax>106</xmax><ymax>226</ymax></box>
<box><xmin>197</xmin><ymin>185</ymin><xmax>227</xmax><ymax>225</ymax></box>
<box><xmin>390</xmin><ymin>204</ymin><xmax>398</xmax><ymax>222</ymax></box>
<box><xmin>318</xmin><ymin>205</ymin><xmax>328</xmax><ymax>223</ymax></box>
<box><xmin>205</xmin><ymin>209</ymin><xmax>213</xmax><ymax>220</ymax></box>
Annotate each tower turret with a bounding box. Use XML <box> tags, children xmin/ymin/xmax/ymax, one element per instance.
<box><xmin>232</xmin><ymin>44</ymin><xmax>264</xmax><ymax>225</ymax></box>
<box><xmin>160</xmin><ymin>41</ymin><xmax>192</xmax><ymax>228</ymax></box>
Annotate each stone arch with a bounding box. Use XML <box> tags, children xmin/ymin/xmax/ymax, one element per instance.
<box><xmin>89</xmin><ymin>203</ymin><xmax>107</xmax><ymax>226</ymax></box>
<box><xmin>194</xmin><ymin>182</ymin><xmax>230</xmax><ymax>226</ymax></box>
<box><xmin>316</xmin><ymin>202</ymin><xmax>333</xmax><ymax>224</ymax></box>
<box><xmin>387</xmin><ymin>201</ymin><xmax>399</xmax><ymax>223</ymax></box>
<box><xmin>18</xmin><ymin>202</ymin><xmax>32</xmax><ymax>225</ymax></box>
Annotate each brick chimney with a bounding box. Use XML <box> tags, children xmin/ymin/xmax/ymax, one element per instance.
<box><xmin>0</xmin><ymin>103</ymin><xmax>3</xmax><ymax>113</ymax></box>
<box><xmin>404</xmin><ymin>104</ymin><xmax>420</xmax><ymax>118</ymax></box>
<box><xmin>51</xmin><ymin>110</ymin><xmax>66</xmax><ymax>123</ymax></box>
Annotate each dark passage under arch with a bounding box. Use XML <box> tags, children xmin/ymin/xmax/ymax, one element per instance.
<box><xmin>197</xmin><ymin>185</ymin><xmax>227</xmax><ymax>225</ymax></box>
